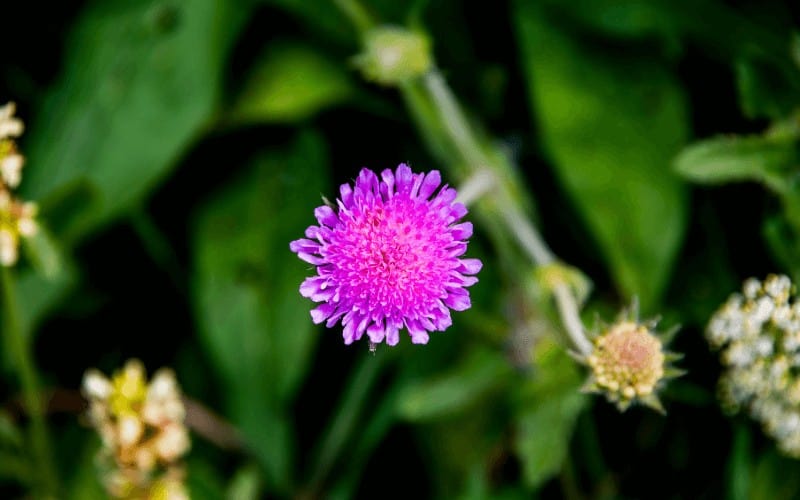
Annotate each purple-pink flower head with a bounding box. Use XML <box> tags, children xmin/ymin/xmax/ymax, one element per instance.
<box><xmin>290</xmin><ymin>164</ymin><xmax>482</xmax><ymax>346</ymax></box>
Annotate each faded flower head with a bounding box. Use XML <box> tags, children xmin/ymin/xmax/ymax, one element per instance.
<box><xmin>82</xmin><ymin>359</ymin><xmax>190</xmax><ymax>499</ymax></box>
<box><xmin>0</xmin><ymin>102</ymin><xmax>37</xmax><ymax>267</ymax></box>
<box><xmin>290</xmin><ymin>163</ymin><xmax>482</xmax><ymax>346</ymax></box>
<box><xmin>707</xmin><ymin>274</ymin><xmax>800</xmax><ymax>457</ymax></box>
<box><xmin>583</xmin><ymin>305</ymin><xmax>680</xmax><ymax>413</ymax></box>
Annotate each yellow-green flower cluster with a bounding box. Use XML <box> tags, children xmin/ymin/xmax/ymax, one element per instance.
<box><xmin>582</xmin><ymin>306</ymin><xmax>681</xmax><ymax>413</ymax></box>
<box><xmin>707</xmin><ymin>274</ymin><xmax>800</xmax><ymax>457</ymax></box>
<box><xmin>82</xmin><ymin>359</ymin><xmax>190</xmax><ymax>499</ymax></box>
<box><xmin>0</xmin><ymin>102</ymin><xmax>37</xmax><ymax>266</ymax></box>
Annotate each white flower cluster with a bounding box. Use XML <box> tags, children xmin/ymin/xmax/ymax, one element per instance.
<box><xmin>0</xmin><ymin>102</ymin><xmax>37</xmax><ymax>266</ymax></box>
<box><xmin>707</xmin><ymin>274</ymin><xmax>800</xmax><ymax>456</ymax></box>
<box><xmin>82</xmin><ymin>359</ymin><xmax>190</xmax><ymax>499</ymax></box>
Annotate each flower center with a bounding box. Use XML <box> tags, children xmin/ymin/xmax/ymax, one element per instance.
<box><xmin>329</xmin><ymin>195</ymin><xmax>451</xmax><ymax>312</ymax></box>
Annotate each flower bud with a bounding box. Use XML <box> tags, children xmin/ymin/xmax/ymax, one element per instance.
<box><xmin>356</xmin><ymin>26</ymin><xmax>432</xmax><ymax>85</ymax></box>
<box><xmin>582</xmin><ymin>305</ymin><xmax>681</xmax><ymax>413</ymax></box>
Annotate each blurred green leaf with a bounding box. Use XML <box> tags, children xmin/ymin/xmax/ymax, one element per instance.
<box><xmin>396</xmin><ymin>348</ymin><xmax>512</xmax><ymax>422</ymax></box>
<box><xmin>459</xmin><ymin>464</ymin><xmax>530</xmax><ymax>500</ymax></box>
<box><xmin>737</xmin><ymin>58</ymin><xmax>800</xmax><ymax>119</ymax></box>
<box><xmin>515</xmin><ymin>2</ymin><xmax>689</xmax><ymax>311</ymax></box>
<box><xmin>747</xmin><ymin>449</ymin><xmax>800</xmax><ymax>500</ymax></box>
<box><xmin>2</xmin><ymin>261</ymin><xmax>76</xmax><ymax>370</ymax></box>
<box><xmin>0</xmin><ymin>411</ymin><xmax>23</xmax><ymax>449</ymax></box>
<box><xmin>538</xmin><ymin>0</ymin><xmax>681</xmax><ymax>42</ymax></box>
<box><xmin>264</xmin><ymin>0</ymin><xmax>355</xmax><ymax>43</ymax></box>
<box><xmin>14</xmin><ymin>256</ymin><xmax>77</xmax><ymax>346</ymax></box>
<box><xmin>513</xmin><ymin>340</ymin><xmax>587</xmax><ymax>490</ymax></box>
<box><xmin>674</xmin><ymin>134</ymin><xmax>799</xmax><ymax>189</ymax></box>
<box><xmin>12</xmin><ymin>226</ymin><xmax>78</xmax><ymax>347</ymax></box>
<box><xmin>764</xmin><ymin>216</ymin><xmax>800</xmax><ymax>285</ymax></box>
<box><xmin>192</xmin><ymin>129</ymin><xmax>329</xmax><ymax>491</ymax></box>
<box><xmin>187</xmin><ymin>457</ymin><xmax>227</xmax><ymax>499</ymax></box>
<box><xmin>0</xmin><ymin>450</ymin><xmax>31</xmax><ymax>485</ymax></box>
<box><xmin>22</xmin><ymin>0</ymin><xmax>247</xmax><ymax>239</ymax></box>
<box><xmin>226</xmin><ymin>463</ymin><xmax>262</xmax><ymax>500</ymax></box>
<box><xmin>230</xmin><ymin>42</ymin><xmax>352</xmax><ymax>125</ymax></box>
<box><xmin>21</xmin><ymin>227</ymin><xmax>65</xmax><ymax>281</ymax></box>
<box><xmin>64</xmin><ymin>444</ymin><xmax>105</xmax><ymax>500</ymax></box>
<box><xmin>727</xmin><ymin>424</ymin><xmax>751</xmax><ymax>500</ymax></box>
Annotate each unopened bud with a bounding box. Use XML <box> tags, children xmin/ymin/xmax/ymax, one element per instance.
<box><xmin>583</xmin><ymin>312</ymin><xmax>681</xmax><ymax>413</ymax></box>
<box><xmin>356</xmin><ymin>26</ymin><xmax>432</xmax><ymax>85</ymax></box>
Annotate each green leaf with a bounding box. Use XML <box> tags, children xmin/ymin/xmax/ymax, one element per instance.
<box><xmin>764</xmin><ymin>216</ymin><xmax>800</xmax><ymax>285</ymax></box>
<box><xmin>674</xmin><ymin>135</ymin><xmax>799</xmax><ymax>189</ymax></box>
<box><xmin>14</xmin><ymin>254</ymin><xmax>78</xmax><ymax>348</ymax></box>
<box><xmin>188</xmin><ymin>456</ymin><xmax>227</xmax><ymax>499</ymax></box>
<box><xmin>513</xmin><ymin>340</ymin><xmax>587</xmax><ymax>490</ymax></box>
<box><xmin>15</xmin><ymin>227</ymin><xmax>77</xmax><ymax>344</ymax></box>
<box><xmin>64</xmin><ymin>443</ymin><xmax>106</xmax><ymax>500</ymax></box>
<box><xmin>515</xmin><ymin>2</ymin><xmax>689</xmax><ymax>311</ymax></box>
<box><xmin>727</xmin><ymin>424</ymin><xmax>751</xmax><ymax>500</ymax></box>
<box><xmin>230</xmin><ymin>42</ymin><xmax>353</xmax><ymax>125</ymax></box>
<box><xmin>264</xmin><ymin>0</ymin><xmax>355</xmax><ymax>43</ymax></box>
<box><xmin>22</xmin><ymin>0</ymin><xmax>247</xmax><ymax>239</ymax></box>
<box><xmin>396</xmin><ymin>348</ymin><xmax>512</xmax><ymax>422</ymax></box>
<box><xmin>226</xmin><ymin>464</ymin><xmax>262</xmax><ymax>500</ymax></box>
<box><xmin>747</xmin><ymin>449</ymin><xmax>800</xmax><ymax>500</ymax></box>
<box><xmin>2</xmin><ymin>258</ymin><xmax>76</xmax><ymax>369</ymax></box>
<box><xmin>0</xmin><ymin>411</ymin><xmax>23</xmax><ymax>449</ymax></box>
<box><xmin>192</xmin><ymin>130</ymin><xmax>330</xmax><ymax>491</ymax></box>
<box><xmin>0</xmin><ymin>450</ymin><xmax>31</xmax><ymax>485</ymax></box>
<box><xmin>537</xmin><ymin>0</ymin><xmax>682</xmax><ymax>42</ymax></box>
<box><xmin>737</xmin><ymin>58</ymin><xmax>800</xmax><ymax>119</ymax></box>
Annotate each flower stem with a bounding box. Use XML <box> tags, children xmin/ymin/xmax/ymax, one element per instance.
<box><xmin>306</xmin><ymin>349</ymin><xmax>390</xmax><ymax>493</ymax></box>
<box><xmin>0</xmin><ymin>267</ymin><xmax>58</xmax><ymax>495</ymax></box>
<box><xmin>410</xmin><ymin>70</ymin><xmax>593</xmax><ymax>356</ymax></box>
<box><xmin>331</xmin><ymin>0</ymin><xmax>595</xmax><ymax>355</ymax></box>
<box><xmin>333</xmin><ymin>0</ymin><xmax>373</xmax><ymax>35</ymax></box>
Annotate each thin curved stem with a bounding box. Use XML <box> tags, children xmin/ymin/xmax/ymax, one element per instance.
<box><xmin>420</xmin><ymin>69</ymin><xmax>592</xmax><ymax>356</ymax></box>
<box><xmin>553</xmin><ymin>283</ymin><xmax>593</xmax><ymax>356</ymax></box>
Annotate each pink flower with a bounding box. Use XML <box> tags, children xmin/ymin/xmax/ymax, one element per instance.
<box><xmin>290</xmin><ymin>164</ymin><xmax>482</xmax><ymax>346</ymax></box>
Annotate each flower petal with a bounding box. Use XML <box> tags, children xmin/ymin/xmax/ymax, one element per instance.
<box><xmin>444</xmin><ymin>289</ymin><xmax>471</xmax><ymax>311</ymax></box>
<box><xmin>457</xmin><ymin>258</ymin><xmax>483</xmax><ymax>275</ymax></box>
<box><xmin>450</xmin><ymin>222</ymin><xmax>473</xmax><ymax>240</ymax></box>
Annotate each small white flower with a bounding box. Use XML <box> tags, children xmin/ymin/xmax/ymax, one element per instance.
<box><xmin>0</xmin><ymin>153</ymin><xmax>23</xmax><ymax>188</ymax></box>
<box><xmin>0</xmin><ymin>229</ymin><xmax>16</xmax><ymax>266</ymax></box>
<box><xmin>83</xmin><ymin>370</ymin><xmax>113</xmax><ymax>399</ymax></box>
<box><xmin>0</xmin><ymin>103</ymin><xmax>23</xmax><ymax>139</ymax></box>
<box><xmin>708</xmin><ymin>275</ymin><xmax>800</xmax><ymax>458</ymax></box>
<box><xmin>154</xmin><ymin>423</ymin><xmax>190</xmax><ymax>462</ymax></box>
<box><xmin>118</xmin><ymin>415</ymin><xmax>144</xmax><ymax>447</ymax></box>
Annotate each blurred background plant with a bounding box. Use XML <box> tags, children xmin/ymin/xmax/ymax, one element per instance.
<box><xmin>1</xmin><ymin>0</ymin><xmax>800</xmax><ymax>498</ymax></box>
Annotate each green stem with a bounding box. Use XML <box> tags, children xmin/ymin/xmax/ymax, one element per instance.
<box><xmin>306</xmin><ymin>349</ymin><xmax>390</xmax><ymax>493</ymax></box>
<box><xmin>403</xmin><ymin>70</ymin><xmax>593</xmax><ymax>355</ymax></box>
<box><xmin>333</xmin><ymin>0</ymin><xmax>374</xmax><ymax>35</ymax></box>
<box><xmin>326</xmin><ymin>379</ymin><xmax>402</xmax><ymax>500</ymax></box>
<box><xmin>1</xmin><ymin>267</ymin><xmax>58</xmax><ymax>496</ymax></box>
